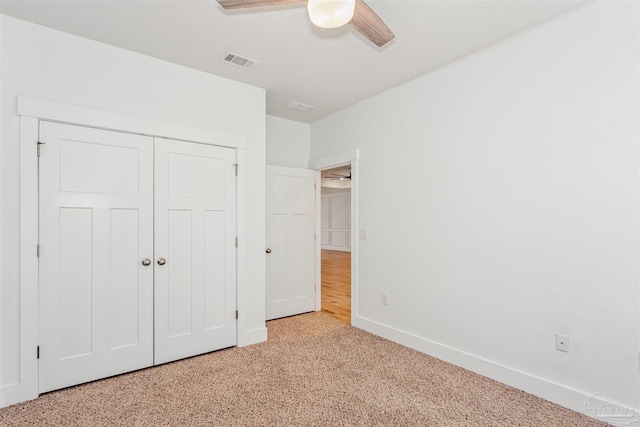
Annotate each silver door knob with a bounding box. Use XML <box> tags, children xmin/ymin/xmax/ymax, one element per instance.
<box><xmin>141</xmin><ymin>258</ymin><xmax>151</xmax><ymax>266</ymax></box>
<box><xmin>266</xmin><ymin>248</ymin><xmax>272</xmax><ymax>254</ymax></box>
<box><xmin>157</xmin><ymin>258</ymin><xmax>166</xmax><ymax>266</ymax></box>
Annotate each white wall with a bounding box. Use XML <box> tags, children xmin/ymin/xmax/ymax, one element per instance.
<box><xmin>0</xmin><ymin>15</ymin><xmax>266</xmax><ymax>407</ymax></box>
<box><xmin>321</xmin><ymin>188</ymin><xmax>351</xmax><ymax>251</ymax></box>
<box><xmin>266</xmin><ymin>115</ymin><xmax>310</xmax><ymax>169</ymax></box>
<box><xmin>311</xmin><ymin>1</ymin><xmax>639</xmax><ymax>415</ymax></box>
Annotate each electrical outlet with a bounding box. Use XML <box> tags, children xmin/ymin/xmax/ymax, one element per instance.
<box><xmin>556</xmin><ymin>333</ymin><xmax>569</xmax><ymax>352</ymax></box>
<box><xmin>381</xmin><ymin>292</ymin><xmax>389</xmax><ymax>305</ymax></box>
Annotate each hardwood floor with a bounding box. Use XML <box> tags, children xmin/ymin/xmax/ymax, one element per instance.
<box><xmin>321</xmin><ymin>249</ymin><xmax>351</xmax><ymax>323</ymax></box>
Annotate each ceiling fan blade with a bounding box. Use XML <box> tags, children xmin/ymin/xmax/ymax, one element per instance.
<box><xmin>217</xmin><ymin>0</ymin><xmax>304</xmax><ymax>10</ymax></box>
<box><xmin>349</xmin><ymin>0</ymin><xmax>395</xmax><ymax>47</ymax></box>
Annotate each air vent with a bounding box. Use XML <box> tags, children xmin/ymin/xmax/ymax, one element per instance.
<box><xmin>284</xmin><ymin>100</ymin><xmax>316</xmax><ymax>112</ymax></box>
<box><xmin>222</xmin><ymin>52</ymin><xmax>258</xmax><ymax>70</ymax></box>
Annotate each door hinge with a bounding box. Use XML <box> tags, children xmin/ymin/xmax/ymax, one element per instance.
<box><xmin>37</xmin><ymin>345</ymin><xmax>40</xmax><ymax>359</ymax></box>
<box><xmin>234</xmin><ymin>163</ymin><xmax>238</xmax><ymax>176</ymax></box>
<box><xmin>235</xmin><ymin>237</ymin><xmax>238</xmax><ymax>248</ymax></box>
<box><xmin>235</xmin><ymin>310</ymin><xmax>238</xmax><ymax>320</ymax></box>
<box><xmin>314</xmin><ymin>233</ymin><xmax>316</xmax><ymax>241</ymax></box>
<box><xmin>37</xmin><ymin>141</ymin><xmax>45</xmax><ymax>156</ymax></box>
<box><xmin>314</xmin><ymin>183</ymin><xmax>316</xmax><ymax>190</ymax></box>
<box><xmin>37</xmin><ymin>244</ymin><xmax>40</xmax><ymax>257</ymax></box>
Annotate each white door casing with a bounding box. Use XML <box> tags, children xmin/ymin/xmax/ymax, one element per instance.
<box><xmin>154</xmin><ymin>138</ymin><xmax>237</xmax><ymax>364</ymax></box>
<box><xmin>308</xmin><ymin>148</ymin><xmax>359</xmax><ymax>326</ymax></box>
<box><xmin>11</xmin><ymin>97</ymin><xmax>255</xmax><ymax>409</ymax></box>
<box><xmin>38</xmin><ymin>122</ymin><xmax>154</xmax><ymax>393</ymax></box>
<box><xmin>266</xmin><ymin>165</ymin><xmax>317</xmax><ymax>321</ymax></box>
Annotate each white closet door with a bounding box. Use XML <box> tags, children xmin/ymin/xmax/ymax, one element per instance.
<box><xmin>38</xmin><ymin>122</ymin><xmax>154</xmax><ymax>393</ymax></box>
<box><xmin>266</xmin><ymin>165</ymin><xmax>317</xmax><ymax>320</ymax></box>
<box><xmin>154</xmin><ymin>138</ymin><xmax>237</xmax><ymax>364</ymax></box>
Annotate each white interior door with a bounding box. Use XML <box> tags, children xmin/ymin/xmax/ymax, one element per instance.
<box><xmin>38</xmin><ymin>122</ymin><xmax>154</xmax><ymax>393</ymax></box>
<box><xmin>266</xmin><ymin>165</ymin><xmax>317</xmax><ymax>320</ymax></box>
<box><xmin>154</xmin><ymin>138</ymin><xmax>237</xmax><ymax>364</ymax></box>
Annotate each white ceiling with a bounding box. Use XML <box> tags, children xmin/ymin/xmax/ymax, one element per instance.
<box><xmin>0</xmin><ymin>0</ymin><xmax>588</xmax><ymax>123</ymax></box>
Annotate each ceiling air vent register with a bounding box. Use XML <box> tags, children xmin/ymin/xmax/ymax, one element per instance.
<box><xmin>222</xmin><ymin>52</ymin><xmax>258</xmax><ymax>70</ymax></box>
<box><xmin>284</xmin><ymin>101</ymin><xmax>315</xmax><ymax>112</ymax></box>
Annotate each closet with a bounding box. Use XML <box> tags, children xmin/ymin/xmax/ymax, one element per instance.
<box><xmin>38</xmin><ymin>122</ymin><xmax>237</xmax><ymax>393</ymax></box>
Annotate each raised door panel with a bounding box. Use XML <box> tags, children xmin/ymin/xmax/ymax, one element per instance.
<box><xmin>154</xmin><ymin>138</ymin><xmax>236</xmax><ymax>365</ymax></box>
<box><xmin>38</xmin><ymin>122</ymin><xmax>154</xmax><ymax>393</ymax></box>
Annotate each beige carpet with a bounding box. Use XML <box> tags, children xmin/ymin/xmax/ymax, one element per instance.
<box><xmin>0</xmin><ymin>312</ymin><xmax>605</xmax><ymax>426</ymax></box>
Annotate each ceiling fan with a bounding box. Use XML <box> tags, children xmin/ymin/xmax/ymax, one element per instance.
<box><xmin>327</xmin><ymin>172</ymin><xmax>351</xmax><ymax>181</ymax></box>
<box><xmin>216</xmin><ymin>0</ymin><xmax>395</xmax><ymax>47</ymax></box>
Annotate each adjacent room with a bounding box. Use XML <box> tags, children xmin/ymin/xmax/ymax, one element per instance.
<box><xmin>320</xmin><ymin>166</ymin><xmax>352</xmax><ymax>323</ymax></box>
<box><xmin>0</xmin><ymin>0</ymin><xmax>638</xmax><ymax>425</ymax></box>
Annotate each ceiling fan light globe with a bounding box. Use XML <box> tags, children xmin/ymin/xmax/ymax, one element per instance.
<box><xmin>307</xmin><ymin>0</ymin><xmax>355</xmax><ymax>29</ymax></box>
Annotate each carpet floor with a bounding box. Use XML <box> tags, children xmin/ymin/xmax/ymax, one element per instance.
<box><xmin>0</xmin><ymin>312</ymin><xmax>606</xmax><ymax>426</ymax></box>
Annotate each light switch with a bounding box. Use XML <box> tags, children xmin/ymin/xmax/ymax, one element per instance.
<box><xmin>359</xmin><ymin>229</ymin><xmax>367</xmax><ymax>240</ymax></box>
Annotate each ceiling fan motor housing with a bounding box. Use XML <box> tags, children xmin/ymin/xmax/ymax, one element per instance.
<box><xmin>307</xmin><ymin>0</ymin><xmax>356</xmax><ymax>29</ymax></box>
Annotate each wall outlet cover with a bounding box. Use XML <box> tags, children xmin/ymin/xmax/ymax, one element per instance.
<box><xmin>381</xmin><ymin>292</ymin><xmax>389</xmax><ymax>305</ymax></box>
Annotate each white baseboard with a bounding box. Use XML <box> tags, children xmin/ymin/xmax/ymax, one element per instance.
<box><xmin>321</xmin><ymin>245</ymin><xmax>351</xmax><ymax>252</ymax></box>
<box><xmin>352</xmin><ymin>315</ymin><xmax>638</xmax><ymax>422</ymax></box>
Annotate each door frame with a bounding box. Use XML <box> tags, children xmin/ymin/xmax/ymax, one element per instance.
<box><xmin>14</xmin><ymin>96</ymin><xmax>248</xmax><ymax>406</ymax></box>
<box><xmin>309</xmin><ymin>149</ymin><xmax>359</xmax><ymax>325</ymax></box>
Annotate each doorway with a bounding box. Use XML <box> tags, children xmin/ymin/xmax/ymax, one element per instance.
<box><xmin>319</xmin><ymin>166</ymin><xmax>352</xmax><ymax>323</ymax></box>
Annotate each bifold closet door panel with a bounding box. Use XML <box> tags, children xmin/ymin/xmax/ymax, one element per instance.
<box><xmin>38</xmin><ymin>122</ymin><xmax>154</xmax><ymax>393</ymax></box>
<box><xmin>154</xmin><ymin>138</ymin><xmax>237</xmax><ymax>365</ymax></box>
